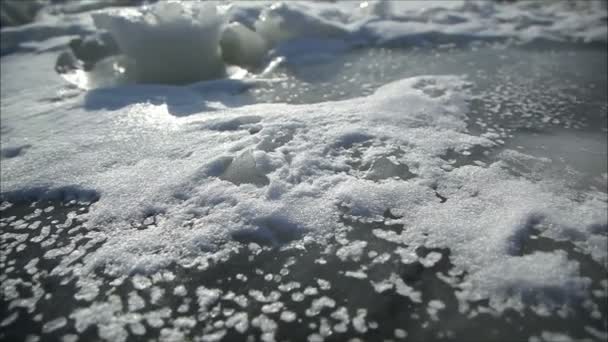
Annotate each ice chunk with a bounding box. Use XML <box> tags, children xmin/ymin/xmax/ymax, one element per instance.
<box><xmin>279</xmin><ymin>310</ymin><xmax>296</xmax><ymax>322</ymax></box>
<box><xmin>92</xmin><ymin>2</ymin><xmax>226</xmax><ymax>84</ymax></box>
<box><xmin>232</xmin><ymin>215</ymin><xmax>306</xmax><ymax>247</ymax></box>
<box><xmin>219</xmin><ymin>150</ymin><xmax>269</xmax><ymax>187</ymax></box>
<box><xmin>220</xmin><ymin>22</ymin><xmax>267</xmax><ymax>68</ymax></box>
<box><xmin>42</xmin><ymin>317</ymin><xmax>67</xmax><ymax>333</ymax></box>
<box><xmin>306</xmin><ymin>296</ymin><xmax>336</xmax><ymax>317</ymax></box>
<box><xmin>336</xmin><ymin>241</ymin><xmax>367</xmax><ymax>262</ymax></box>
<box><xmin>394</xmin><ymin>328</ymin><xmax>408</xmax><ymax>339</ymax></box>
<box><xmin>2</xmin><ymin>55</ymin><xmax>605</xmax><ymax>322</ymax></box>
<box><xmin>225</xmin><ymin>312</ymin><xmax>248</xmax><ymax>333</ymax></box>
<box><xmin>364</xmin><ymin>157</ymin><xmax>414</xmax><ymax>181</ymax></box>
<box><xmin>254</xmin><ymin>2</ymin><xmax>348</xmax><ymax>46</ymax></box>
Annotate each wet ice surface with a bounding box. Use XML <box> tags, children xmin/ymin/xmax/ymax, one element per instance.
<box><xmin>1</xmin><ymin>199</ymin><xmax>607</xmax><ymax>342</ymax></box>
<box><xmin>1</xmin><ymin>1</ymin><xmax>608</xmax><ymax>342</ymax></box>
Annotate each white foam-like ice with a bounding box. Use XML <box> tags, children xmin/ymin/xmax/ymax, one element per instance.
<box><xmin>4</xmin><ymin>0</ymin><xmax>606</xmax><ymax>59</ymax></box>
<box><xmin>2</xmin><ymin>49</ymin><xmax>606</xmax><ymax>314</ymax></box>
<box><xmin>1</xmin><ymin>0</ymin><xmax>607</xmax><ymax>323</ymax></box>
<box><xmin>92</xmin><ymin>2</ymin><xmax>226</xmax><ymax>84</ymax></box>
<box><xmin>465</xmin><ymin>251</ymin><xmax>589</xmax><ymax>313</ymax></box>
<box><xmin>51</xmin><ymin>0</ymin><xmax>605</xmax><ymax>87</ymax></box>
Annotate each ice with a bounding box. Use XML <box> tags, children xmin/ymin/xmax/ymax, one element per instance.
<box><xmin>426</xmin><ymin>300</ymin><xmax>446</xmax><ymax>320</ymax></box>
<box><xmin>466</xmin><ymin>251</ymin><xmax>590</xmax><ymax>313</ymax></box>
<box><xmin>42</xmin><ymin>317</ymin><xmax>67</xmax><ymax>333</ymax></box>
<box><xmin>2</xmin><ymin>64</ymin><xmax>606</xmax><ymax>309</ymax></box>
<box><xmin>197</xmin><ymin>286</ymin><xmax>221</xmax><ymax>313</ymax></box>
<box><xmin>316</xmin><ymin>279</ymin><xmax>330</xmax><ymax>290</ymax></box>
<box><xmin>220</xmin><ymin>22</ymin><xmax>267</xmax><ymax>68</ymax></box>
<box><xmin>41</xmin><ymin>0</ymin><xmax>605</xmax><ymax>89</ymax></box>
<box><xmin>127</xmin><ymin>292</ymin><xmax>145</xmax><ymax>312</ymax></box>
<box><xmin>250</xmin><ymin>314</ymin><xmax>278</xmax><ymax>341</ymax></box>
<box><xmin>345</xmin><ymin>270</ymin><xmax>367</xmax><ymax>279</ymax></box>
<box><xmin>352</xmin><ymin>309</ymin><xmax>368</xmax><ymax>333</ymax></box>
<box><xmin>306</xmin><ymin>297</ymin><xmax>336</xmax><ymax>317</ymax></box>
<box><xmin>394</xmin><ymin>328</ymin><xmax>407</xmax><ymax>339</ymax></box>
<box><xmin>364</xmin><ymin>156</ymin><xmax>414</xmax><ymax>181</ymax></box>
<box><xmin>1</xmin><ymin>0</ymin><xmax>607</xmax><ymax>340</ymax></box>
<box><xmin>92</xmin><ymin>2</ymin><xmax>226</xmax><ymax>84</ymax></box>
<box><xmin>0</xmin><ymin>312</ymin><xmax>18</xmax><ymax>327</ymax></box>
<box><xmin>278</xmin><ymin>281</ymin><xmax>300</xmax><ymax>292</ymax></box>
<box><xmin>225</xmin><ymin>312</ymin><xmax>248</xmax><ymax>333</ymax></box>
<box><xmin>503</xmin><ymin>129</ymin><xmax>608</xmax><ymax>190</ymax></box>
<box><xmin>336</xmin><ymin>241</ymin><xmax>367</xmax><ymax>262</ymax></box>
<box><xmin>360</xmin><ymin>0</ymin><xmax>608</xmax><ymax>44</ymax></box>
<box><xmin>253</xmin><ymin>2</ymin><xmax>348</xmax><ymax>46</ymax></box>
<box><xmin>219</xmin><ymin>150</ymin><xmax>270</xmax><ymax>187</ymax></box>
<box><xmin>261</xmin><ymin>302</ymin><xmax>283</xmax><ymax>314</ymax></box>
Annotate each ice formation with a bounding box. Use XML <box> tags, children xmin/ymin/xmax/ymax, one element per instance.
<box><xmin>220</xmin><ymin>22</ymin><xmax>267</xmax><ymax>68</ymax></box>
<box><xmin>92</xmin><ymin>2</ymin><xmax>226</xmax><ymax>84</ymax></box>
<box><xmin>1</xmin><ymin>0</ymin><xmax>607</xmax><ymax>341</ymax></box>
<box><xmin>2</xmin><ymin>64</ymin><xmax>605</xmax><ymax>303</ymax></box>
<box><xmin>42</xmin><ymin>0</ymin><xmax>607</xmax><ymax>87</ymax></box>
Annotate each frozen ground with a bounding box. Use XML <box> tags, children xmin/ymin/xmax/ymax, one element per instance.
<box><xmin>1</xmin><ymin>1</ymin><xmax>607</xmax><ymax>342</ymax></box>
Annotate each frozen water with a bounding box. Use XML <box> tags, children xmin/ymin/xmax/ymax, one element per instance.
<box><xmin>1</xmin><ymin>1</ymin><xmax>607</xmax><ymax>342</ymax></box>
<box><xmin>42</xmin><ymin>0</ymin><xmax>608</xmax><ymax>88</ymax></box>
<box><xmin>220</xmin><ymin>22</ymin><xmax>267</xmax><ymax>68</ymax></box>
<box><xmin>92</xmin><ymin>2</ymin><xmax>226</xmax><ymax>84</ymax></box>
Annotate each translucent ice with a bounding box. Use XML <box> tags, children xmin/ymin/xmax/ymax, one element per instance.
<box><xmin>92</xmin><ymin>2</ymin><xmax>226</xmax><ymax>84</ymax></box>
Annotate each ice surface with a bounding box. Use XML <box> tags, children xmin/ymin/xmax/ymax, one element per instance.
<box><xmin>219</xmin><ymin>150</ymin><xmax>270</xmax><ymax>187</ymax></box>
<box><xmin>2</xmin><ymin>56</ymin><xmax>605</xmax><ymax>311</ymax></box>
<box><xmin>467</xmin><ymin>251</ymin><xmax>590</xmax><ymax>312</ymax></box>
<box><xmin>1</xmin><ymin>0</ymin><xmax>607</xmax><ymax>340</ymax></box>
